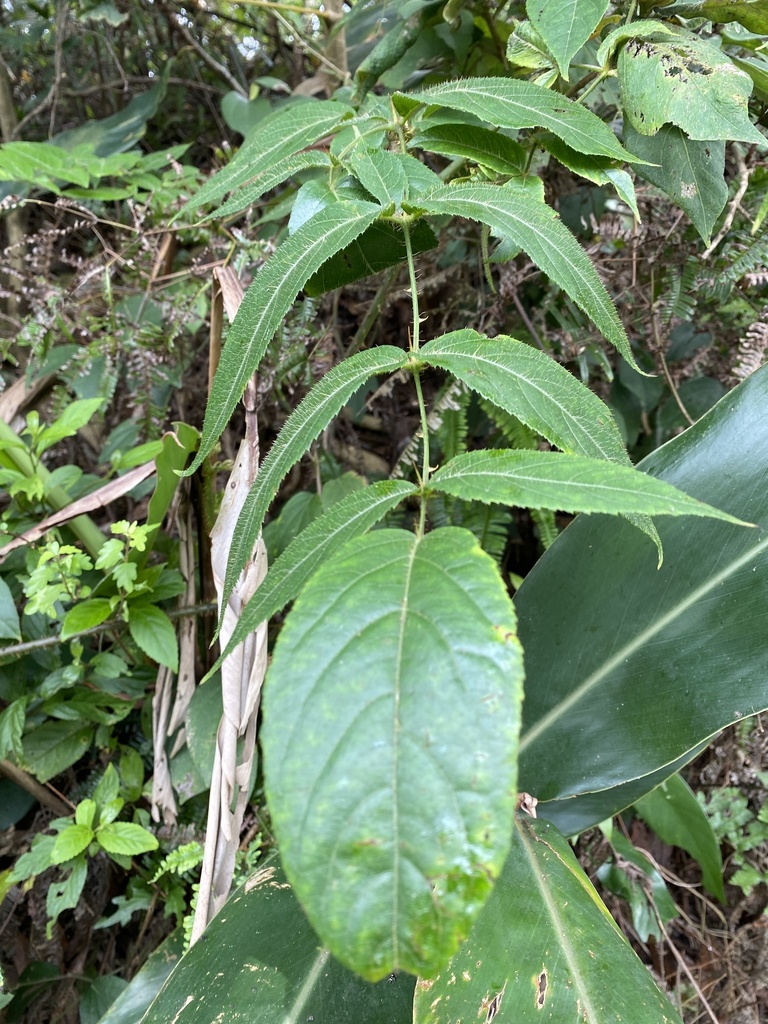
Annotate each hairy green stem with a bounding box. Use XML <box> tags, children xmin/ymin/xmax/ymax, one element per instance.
<box><xmin>402</xmin><ymin>220</ymin><xmax>431</xmax><ymax>538</ymax></box>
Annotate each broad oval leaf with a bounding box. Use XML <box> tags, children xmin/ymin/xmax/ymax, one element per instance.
<box><xmin>527</xmin><ymin>0</ymin><xmax>609</xmax><ymax>79</ymax></box>
<box><xmin>182</xmin><ymin>100</ymin><xmax>352</xmax><ymax>217</ymax></box>
<box><xmin>262</xmin><ymin>527</ymin><xmax>524</xmax><ymax>980</ymax></box>
<box><xmin>221</xmin><ymin>346</ymin><xmax>408</xmax><ymax>611</ymax></box>
<box><xmin>141</xmin><ymin>863</ymin><xmax>416</xmax><ymax>1024</ymax></box>
<box><xmin>625</xmin><ymin>123</ymin><xmax>726</xmax><ymax>244</ymax></box>
<box><xmin>515</xmin><ymin>364</ymin><xmax>768</xmax><ymax>815</ymax></box>
<box><xmin>403</xmin><ymin>78</ymin><xmax>633</xmax><ymax>161</ymax></box>
<box><xmin>97</xmin><ymin>822</ymin><xmax>159</xmax><ymax>856</ymax></box>
<box><xmin>186</xmin><ymin>200</ymin><xmax>382</xmax><ymax>474</ymax></box>
<box><xmin>414</xmin><ymin>815</ymin><xmax>681</xmax><ymax>1024</ymax></box>
<box><xmin>431</xmin><ymin>449</ymin><xmax>748</xmax><ymax>523</ymax></box>
<box><xmin>618</xmin><ymin>30</ymin><xmax>763</xmax><ymax>143</ymax></box>
<box><xmin>128</xmin><ymin>604</ymin><xmax>178</xmax><ymax>672</ymax></box>
<box><xmin>212</xmin><ymin>480</ymin><xmax>417</xmax><ymax>673</ymax></box>
<box><xmin>416</xmin><ymin>185</ymin><xmax>636</xmax><ymax>367</ymax></box>
<box><xmin>419</xmin><ymin>331</ymin><xmax>629</xmax><ymax>463</ymax></box>
<box><xmin>51</xmin><ymin>824</ymin><xmax>94</xmax><ymax>864</ymax></box>
<box><xmin>350</xmin><ymin>148</ymin><xmax>408</xmax><ymax>206</ymax></box>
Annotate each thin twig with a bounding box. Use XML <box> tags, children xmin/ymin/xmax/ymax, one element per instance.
<box><xmin>702</xmin><ymin>145</ymin><xmax>752</xmax><ymax>260</ymax></box>
<box><xmin>0</xmin><ymin>759</ymin><xmax>73</xmax><ymax>816</ymax></box>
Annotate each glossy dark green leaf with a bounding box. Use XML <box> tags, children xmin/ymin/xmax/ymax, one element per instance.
<box><xmin>414</xmin><ymin>815</ymin><xmax>680</xmax><ymax>1024</ymax></box>
<box><xmin>625</xmin><ymin>123</ymin><xmax>726</xmax><ymax>243</ymax></box>
<box><xmin>515</xmin><ymin>365</ymin><xmax>768</xmax><ymax>820</ymax></box>
<box><xmin>141</xmin><ymin>864</ymin><xmax>416</xmax><ymax>1024</ymax></box>
<box><xmin>263</xmin><ymin>528</ymin><xmax>524</xmax><ymax>980</ymax></box>
<box><xmin>634</xmin><ymin>773</ymin><xmax>724</xmax><ymax>901</ymax></box>
<box><xmin>97</xmin><ymin>931</ymin><xmax>183</xmax><ymax>1024</ymax></box>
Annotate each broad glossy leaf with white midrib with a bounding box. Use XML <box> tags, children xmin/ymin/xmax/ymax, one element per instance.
<box><xmin>262</xmin><ymin>527</ymin><xmax>524</xmax><ymax>981</ymax></box>
<box><xmin>414</xmin><ymin>814</ymin><xmax>681</xmax><ymax>1024</ymax></box>
<box><xmin>141</xmin><ymin>863</ymin><xmax>415</xmax><ymax>1024</ymax></box>
<box><xmin>515</xmin><ymin>364</ymin><xmax>768</xmax><ymax>818</ymax></box>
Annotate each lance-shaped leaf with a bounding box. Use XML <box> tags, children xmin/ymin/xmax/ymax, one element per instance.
<box><xmin>414</xmin><ymin>815</ymin><xmax>681</xmax><ymax>1024</ymax></box>
<box><xmin>185</xmin><ymin>201</ymin><xmax>382</xmax><ymax>475</ymax></box>
<box><xmin>221</xmin><ymin>346</ymin><xmax>408</xmax><ymax>610</ymax></box>
<box><xmin>212</xmin><ymin>480</ymin><xmax>417</xmax><ymax>674</ymax></box>
<box><xmin>415</xmin><ymin>186</ymin><xmax>636</xmax><ymax>368</ymax></box>
<box><xmin>181</xmin><ymin>100</ymin><xmax>352</xmax><ymax>216</ymax></box>
<box><xmin>420</xmin><ymin>332</ymin><xmax>629</xmax><ymax>463</ymax></box>
<box><xmin>213</xmin><ymin>150</ymin><xmax>332</xmax><ymax>220</ymax></box>
<box><xmin>527</xmin><ymin>0</ymin><xmax>609</xmax><ymax>80</ymax></box>
<box><xmin>402</xmin><ymin>78</ymin><xmax>634</xmax><ymax>161</ymax></box>
<box><xmin>262</xmin><ymin>527</ymin><xmax>524</xmax><ymax>980</ymax></box>
<box><xmin>409</xmin><ymin>123</ymin><xmax>526</xmax><ymax>175</ymax></box>
<box><xmin>515</xmin><ymin>364</ymin><xmax>768</xmax><ymax>819</ymax></box>
<box><xmin>431</xmin><ymin>449</ymin><xmax>749</xmax><ymax>524</ymax></box>
<box><xmin>540</xmin><ymin>132</ymin><xmax>639</xmax><ymax>219</ymax></box>
<box><xmin>141</xmin><ymin>863</ymin><xmax>416</xmax><ymax>1024</ymax></box>
<box><xmin>674</xmin><ymin>0</ymin><xmax>768</xmax><ymax>34</ymax></box>
<box><xmin>349</xmin><ymin>148</ymin><xmax>408</xmax><ymax>206</ymax></box>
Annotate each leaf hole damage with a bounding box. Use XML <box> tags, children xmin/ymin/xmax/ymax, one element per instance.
<box><xmin>480</xmin><ymin>982</ymin><xmax>506</xmax><ymax>1022</ymax></box>
<box><xmin>536</xmin><ymin>967</ymin><xmax>548</xmax><ymax>1009</ymax></box>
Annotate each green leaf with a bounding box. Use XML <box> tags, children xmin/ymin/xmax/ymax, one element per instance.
<box><xmin>416</xmin><ymin>186</ymin><xmax>636</xmax><ymax>368</ymax></box>
<box><xmin>141</xmin><ymin>864</ymin><xmax>415</xmax><ymax>1024</ymax></box>
<box><xmin>414</xmin><ymin>815</ymin><xmax>681</xmax><ymax>1024</ymax></box>
<box><xmin>625</xmin><ymin>123</ymin><xmax>726</xmax><ymax>244</ymax></box>
<box><xmin>410</xmin><ymin>123</ymin><xmax>526</xmax><ymax>175</ymax></box>
<box><xmin>51</xmin><ymin>823</ymin><xmax>94</xmax><ymax>864</ymax></box>
<box><xmin>349</xmin><ymin>148</ymin><xmax>408</xmax><ymax>205</ymax></box>
<box><xmin>213</xmin><ymin>480</ymin><xmax>417</xmax><ymax>673</ymax></box>
<box><xmin>527</xmin><ymin>0</ymin><xmax>609</xmax><ymax>79</ymax></box>
<box><xmin>139</xmin><ymin>422</ymin><xmax>199</xmax><ymax>564</ymax></box>
<box><xmin>21</xmin><ymin>721</ymin><xmax>93</xmax><ymax>782</ymax></box>
<box><xmin>222</xmin><ymin>346</ymin><xmax>408</xmax><ymax>612</ymax></box>
<box><xmin>420</xmin><ymin>331</ymin><xmax>629</xmax><ymax>462</ymax></box>
<box><xmin>0</xmin><ymin>141</ymin><xmax>91</xmax><ymax>189</ymax></box>
<box><xmin>47</xmin><ymin>855</ymin><xmax>88</xmax><ymax>928</ymax></box>
<box><xmin>617</xmin><ymin>29</ymin><xmax>764</xmax><ymax>143</ymax></box>
<box><xmin>185</xmin><ymin>679</ymin><xmax>223</xmax><ymax>789</ymax></box>
<box><xmin>95</xmin><ymin>931</ymin><xmax>183</xmax><ymax>1024</ymax></box>
<box><xmin>634</xmin><ymin>774</ymin><xmax>725</xmax><ymax>902</ymax></box>
<box><xmin>672</xmin><ymin>0</ymin><xmax>768</xmax><ymax>34</ymax></box>
<box><xmin>0</xmin><ymin>699</ymin><xmax>25</xmax><ymax>760</ymax></box>
<box><xmin>404</xmin><ymin>78</ymin><xmax>635</xmax><ymax>161</ymax></box>
<box><xmin>75</xmin><ymin>798</ymin><xmax>97</xmax><ymax>829</ymax></box>
<box><xmin>60</xmin><ymin>598</ymin><xmax>113</xmax><ymax>640</ymax></box>
<box><xmin>515</xmin><ymin>364</ymin><xmax>768</xmax><ymax>823</ymax></box>
<box><xmin>431</xmin><ymin>450</ymin><xmax>749</xmax><ymax>523</ymax></box>
<box><xmin>263</xmin><ymin>527</ymin><xmax>524</xmax><ymax>980</ymax></box>
<box><xmin>186</xmin><ymin>201</ymin><xmax>382</xmax><ymax>474</ymax></box>
<box><xmin>128</xmin><ymin>604</ymin><xmax>178</xmax><ymax>671</ymax></box>
<box><xmin>0</xmin><ymin>576</ymin><xmax>20</xmax><ymax>640</ymax></box>
<box><xmin>540</xmin><ymin>133</ymin><xmax>639</xmax><ymax>218</ymax></box>
<box><xmin>35</xmin><ymin>397</ymin><xmax>104</xmax><ymax>454</ymax></box>
<box><xmin>214</xmin><ymin>150</ymin><xmax>331</xmax><ymax>220</ymax></box>
<box><xmin>97</xmin><ymin>822</ymin><xmax>159</xmax><ymax>856</ymax></box>
<box><xmin>304</xmin><ymin>218</ymin><xmax>437</xmax><ymax>295</ymax></box>
<box><xmin>182</xmin><ymin>100</ymin><xmax>353</xmax><ymax>216</ymax></box>
<box><xmin>93</xmin><ymin>762</ymin><xmax>121</xmax><ymax>808</ymax></box>
<box><xmin>80</xmin><ymin>976</ymin><xmax>129</xmax><ymax>1024</ymax></box>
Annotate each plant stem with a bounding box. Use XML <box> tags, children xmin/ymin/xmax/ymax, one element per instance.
<box><xmin>402</xmin><ymin>220</ymin><xmax>431</xmax><ymax>538</ymax></box>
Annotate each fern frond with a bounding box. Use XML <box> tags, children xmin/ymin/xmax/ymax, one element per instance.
<box><xmin>725</xmin><ymin>233</ymin><xmax>768</xmax><ymax>282</ymax></box>
<box><xmin>478</xmin><ymin>395</ymin><xmax>538</xmax><ymax>450</ymax></box>
<box><xmin>531</xmin><ymin>507</ymin><xmax>558</xmax><ymax>550</ymax></box>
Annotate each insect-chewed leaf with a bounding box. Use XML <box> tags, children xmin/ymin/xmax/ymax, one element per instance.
<box><xmin>416</xmin><ymin>186</ymin><xmax>637</xmax><ymax>369</ymax></box>
<box><xmin>220</xmin><ymin>347</ymin><xmax>408</xmax><ymax>611</ymax></box>
<box><xmin>181</xmin><ymin>100</ymin><xmax>353</xmax><ymax>216</ymax></box>
<box><xmin>414</xmin><ymin>815</ymin><xmax>681</xmax><ymax>1024</ymax></box>
<box><xmin>185</xmin><ymin>201</ymin><xmax>382</xmax><ymax>476</ymax></box>
<box><xmin>420</xmin><ymin>331</ymin><xmax>628</xmax><ymax>462</ymax></box>
<box><xmin>262</xmin><ymin>527</ymin><xmax>524</xmax><ymax>980</ymax></box>
<box><xmin>402</xmin><ymin>78</ymin><xmax>634</xmax><ymax>161</ymax></box>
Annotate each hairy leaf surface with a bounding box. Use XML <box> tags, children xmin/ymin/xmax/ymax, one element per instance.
<box><xmin>213</xmin><ymin>151</ymin><xmax>332</xmax><ymax>220</ymax></box>
<box><xmin>416</xmin><ymin>186</ymin><xmax>635</xmax><ymax>366</ymax></box>
<box><xmin>262</xmin><ymin>528</ymin><xmax>524</xmax><ymax>979</ymax></box>
<box><xmin>527</xmin><ymin>0</ymin><xmax>609</xmax><ymax>79</ymax></box>
<box><xmin>186</xmin><ymin>201</ymin><xmax>382</xmax><ymax>474</ymax></box>
<box><xmin>414</xmin><ymin>815</ymin><xmax>681</xmax><ymax>1024</ymax></box>
<box><xmin>516</xmin><ymin>365</ymin><xmax>768</xmax><ymax>815</ymax></box>
<box><xmin>432</xmin><ymin>450</ymin><xmax>748</xmax><ymax>523</ymax></box>
<box><xmin>222</xmin><ymin>347</ymin><xmax>408</xmax><ymax>609</ymax></box>
<box><xmin>403</xmin><ymin>78</ymin><xmax>633</xmax><ymax>160</ymax></box>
